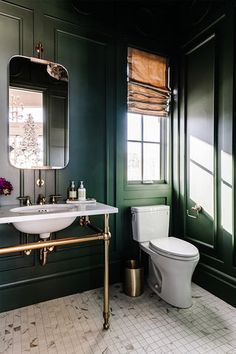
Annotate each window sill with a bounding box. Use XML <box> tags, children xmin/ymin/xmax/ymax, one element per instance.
<box><xmin>124</xmin><ymin>181</ymin><xmax>170</xmax><ymax>192</ymax></box>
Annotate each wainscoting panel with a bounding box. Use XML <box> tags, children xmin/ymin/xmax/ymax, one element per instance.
<box><xmin>184</xmin><ymin>34</ymin><xmax>217</xmax><ymax>250</ymax></box>
<box><xmin>177</xmin><ymin>11</ymin><xmax>236</xmax><ymax>306</ymax></box>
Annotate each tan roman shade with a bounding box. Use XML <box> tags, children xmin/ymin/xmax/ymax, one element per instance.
<box><xmin>128</xmin><ymin>48</ymin><xmax>171</xmax><ymax>117</ymax></box>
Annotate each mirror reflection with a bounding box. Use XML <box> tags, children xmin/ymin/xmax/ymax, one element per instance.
<box><xmin>8</xmin><ymin>56</ymin><xmax>69</xmax><ymax>169</ymax></box>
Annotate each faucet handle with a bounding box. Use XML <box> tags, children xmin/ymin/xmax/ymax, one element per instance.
<box><xmin>37</xmin><ymin>194</ymin><xmax>46</xmax><ymax>205</ymax></box>
<box><xmin>49</xmin><ymin>194</ymin><xmax>62</xmax><ymax>204</ymax></box>
<box><xmin>17</xmin><ymin>196</ymin><xmax>32</xmax><ymax>206</ymax></box>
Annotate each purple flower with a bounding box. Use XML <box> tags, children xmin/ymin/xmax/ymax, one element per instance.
<box><xmin>0</xmin><ymin>177</ymin><xmax>13</xmax><ymax>196</ymax></box>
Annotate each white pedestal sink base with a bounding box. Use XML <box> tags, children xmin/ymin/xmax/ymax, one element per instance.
<box><xmin>39</xmin><ymin>232</ymin><xmax>51</xmax><ymax>239</ymax></box>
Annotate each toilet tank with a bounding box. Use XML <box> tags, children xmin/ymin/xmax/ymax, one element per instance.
<box><xmin>131</xmin><ymin>205</ymin><xmax>170</xmax><ymax>243</ymax></box>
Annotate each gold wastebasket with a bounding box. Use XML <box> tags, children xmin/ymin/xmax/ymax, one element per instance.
<box><xmin>124</xmin><ymin>260</ymin><xmax>144</xmax><ymax>297</ymax></box>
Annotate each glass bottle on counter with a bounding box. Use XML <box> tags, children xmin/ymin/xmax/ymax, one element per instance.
<box><xmin>68</xmin><ymin>180</ymin><xmax>77</xmax><ymax>200</ymax></box>
<box><xmin>78</xmin><ymin>181</ymin><xmax>86</xmax><ymax>201</ymax></box>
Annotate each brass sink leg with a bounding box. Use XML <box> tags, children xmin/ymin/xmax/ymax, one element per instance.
<box><xmin>103</xmin><ymin>214</ymin><xmax>111</xmax><ymax>330</ymax></box>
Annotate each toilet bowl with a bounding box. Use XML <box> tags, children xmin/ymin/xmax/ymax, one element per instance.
<box><xmin>131</xmin><ymin>205</ymin><xmax>200</xmax><ymax>308</ymax></box>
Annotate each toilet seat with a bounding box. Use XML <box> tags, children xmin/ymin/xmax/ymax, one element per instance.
<box><xmin>149</xmin><ymin>237</ymin><xmax>199</xmax><ymax>260</ymax></box>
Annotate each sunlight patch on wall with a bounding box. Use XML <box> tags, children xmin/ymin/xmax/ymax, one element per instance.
<box><xmin>190</xmin><ymin>136</ymin><xmax>213</xmax><ymax>172</ymax></box>
<box><xmin>189</xmin><ymin>136</ymin><xmax>214</xmax><ymax>218</ymax></box>
<box><xmin>221</xmin><ymin>150</ymin><xmax>232</xmax><ymax>235</ymax></box>
<box><xmin>189</xmin><ymin>162</ymin><xmax>214</xmax><ymax>217</ymax></box>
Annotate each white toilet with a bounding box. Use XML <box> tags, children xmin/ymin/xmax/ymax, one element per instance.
<box><xmin>131</xmin><ymin>205</ymin><xmax>199</xmax><ymax>308</ymax></box>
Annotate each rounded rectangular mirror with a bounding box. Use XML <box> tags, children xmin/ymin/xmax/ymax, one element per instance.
<box><xmin>8</xmin><ymin>55</ymin><xmax>69</xmax><ymax>169</ymax></box>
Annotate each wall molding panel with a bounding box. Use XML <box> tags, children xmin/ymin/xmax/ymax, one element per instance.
<box><xmin>0</xmin><ymin>0</ymin><xmax>120</xmax><ymax>311</ymax></box>
<box><xmin>177</xmin><ymin>7</ymin><xmax>236</xmax><ymax>306</ymax></box>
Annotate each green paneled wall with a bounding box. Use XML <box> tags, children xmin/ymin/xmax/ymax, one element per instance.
<box><xmin>176</xmin><ymin>4</ymin><xmax>236</xmax><ymax>306</ymax></box>
<box><xmin>1</xmin><ymin>0</ymin><xmax>236</xmax><ymax>312</ymax></box>
<box><xmin>0</xmin><ymin>0</ymin><xmax>171</xmax><ymax>311</ymax></box>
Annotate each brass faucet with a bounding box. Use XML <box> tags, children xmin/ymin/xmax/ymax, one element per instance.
<box><xmin>49</xmin><ymin>194</ymin><xmax>62</xmax><ymax>204</ymax></box>
<box><xmin>17</xmin><ymin>196</ymin><xmax>32</xmax><ymax>206</ymax></box>
<box><xmin>37</xmin><ymin>194</ymin><xmax>46</xmax><ymax>205</ymax></box>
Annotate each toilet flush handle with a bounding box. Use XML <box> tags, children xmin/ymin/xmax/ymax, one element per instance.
<box><xmin>187</xmin><ymin>204</ymin><xmax>202</xmax><ymax>219</ymax></box>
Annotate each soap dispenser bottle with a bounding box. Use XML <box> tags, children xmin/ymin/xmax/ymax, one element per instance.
<box><xmin>69</xmin><ymin>180</ymin><xmax>77</xmax><ymax>200</ymax></box>
<box><xmin>78</xmin><ymin>181</ymin><xmax>86</xmax><ymax>201</ymax></box>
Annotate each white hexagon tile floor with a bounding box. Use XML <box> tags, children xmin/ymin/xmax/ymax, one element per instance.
<box><xmin>0</xmin><ymin>282</ymin><xmax>236</xmax><ymax>354</ymax></box>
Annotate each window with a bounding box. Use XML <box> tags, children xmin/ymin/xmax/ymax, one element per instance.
<box><xmin>127</xmin><ymin>48</ymin><xmax>170</xmax><ymax>183</ymax></box>
<box><xmin>127</xmin><ymin>113</ymin><xmax>168</xmax><ymax>182</ymax></box>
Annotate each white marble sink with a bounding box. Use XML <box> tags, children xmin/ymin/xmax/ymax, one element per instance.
<box><xmin>10</xmin><ymin>204</ymin><xmax>77</xmax><ymax>238</ymax></box>
<box><xmin>0</xmin><ymin>202</ymin><xmax>118</xmax><ymax>239</ymax></box>
<box><xmin>10</xmin><ymin>204</ymin><xmax>76</xmax><ymax>215</ymax></box>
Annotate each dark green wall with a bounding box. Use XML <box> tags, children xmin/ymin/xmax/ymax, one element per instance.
<box><xmin>2</xmin><ymin>0</ymin><xmax>234</xmax><ymax>312</ymax></box>
<box><xmin>0</xmin><ymin>0</ymin><xmax>172</xmax><ymax>311</ymax></box>
<box><xmin>175</xmin><ymin>3</ymin><xmax>236</xmax><ymax>306</ymax></box>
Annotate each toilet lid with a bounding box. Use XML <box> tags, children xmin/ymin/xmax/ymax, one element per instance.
<box><xmin>149</xmin><ymin>237</ymin><xmax>199</xmax><ymax>258</ymax></box>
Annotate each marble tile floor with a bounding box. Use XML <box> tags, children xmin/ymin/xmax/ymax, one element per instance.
<box><xmin>0</xmin><ymin>282</ymin><xmax>236</xmax><ymax>354</ymax></box>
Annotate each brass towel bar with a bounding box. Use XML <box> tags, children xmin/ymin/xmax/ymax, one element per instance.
<box><xmin>0</xmin><ymin>233</ymin><xmax>104</xmax><ymax>255</ymax></box>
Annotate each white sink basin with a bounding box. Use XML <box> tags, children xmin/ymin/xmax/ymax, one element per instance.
<box><xmin>10</xmin><ymin>204</ymin><xmax>77</xmax><ymax>238</ymax></box>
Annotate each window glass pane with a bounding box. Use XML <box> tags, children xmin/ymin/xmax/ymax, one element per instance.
<box><xmin>127</xmin><ymin>142</ymin><xmax>142</xmax><ymax>181</ymax></box>
<box><xmin>166</xmin><ymin>118</ymin><xmax>169</xmax><ymax>182</ymax></box>
<box><xmin>127</xmin><ymin>113</ymin><xmax>141</xmax><ymax>141</ymax></box>
<box><xmin>143</xmin><ymin>115</ymin><xmax>160</xmax><ymax>142</ymax></box>
<box><xmin>143</xmin><ymin>143</ymin><xmax>160</xmax><ymax>180</ymax></box>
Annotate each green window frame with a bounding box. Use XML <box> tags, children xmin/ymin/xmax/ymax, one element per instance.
<box><xmin>127</xmin><ymin>113</ymin><xmax>169</xmax><ymax>184</ymax></box>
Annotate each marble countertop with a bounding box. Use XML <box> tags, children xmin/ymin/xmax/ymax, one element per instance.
<box><xmin>0</xmin><ymin>202</ymin><xmax>118</xmax><ymax>224</ymax></box>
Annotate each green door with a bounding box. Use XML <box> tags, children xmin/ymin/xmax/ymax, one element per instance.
<box><xmin>184</xmin><ymin>34</ymin><xmax>217</xmax><ymax>250</ymax></box>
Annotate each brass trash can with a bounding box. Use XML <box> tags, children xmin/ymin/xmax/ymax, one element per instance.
<box><xmin>124</xmin><ymin>260</ymin><xmax>144</xmax><ymax>297</ymax></box>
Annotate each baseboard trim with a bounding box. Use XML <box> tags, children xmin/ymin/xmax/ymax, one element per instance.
<box><xmin>0</xmin><ymin>261</ymin><xmax>109</xmax><ymax>289</ymax></box>
<box><xmin>193</xmin><ymin>262</ymin><xmax>236</xmax><ymax>307</ymax></box>
<box><xmin>0</xmin><ymin>259</ymin><xmax>122</xmax><ymax>312</ymax></box>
